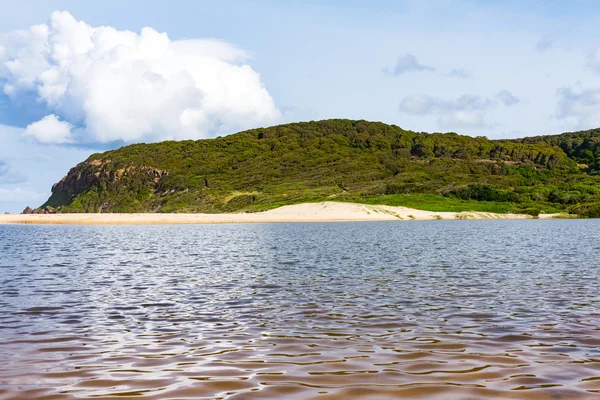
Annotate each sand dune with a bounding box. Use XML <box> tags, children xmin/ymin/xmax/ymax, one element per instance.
<box><xmin>0</xmin><ymin>201</ymin><xmax>561</xmax><ymax>225</ymax></box>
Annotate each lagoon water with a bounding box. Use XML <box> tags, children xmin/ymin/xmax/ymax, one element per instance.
<box><xmin>1</xmin><ymin>220</ymin><xmax>600</xmax><ymax>399</ymax></box>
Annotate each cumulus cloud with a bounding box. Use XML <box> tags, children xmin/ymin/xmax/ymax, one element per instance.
<box><xmin>0</xmin><ymin>11</ymin><xmax>280</xmax><ymax>144</ymax></box>
<box><xmin>556</xmin><ymin>86</ymin><xmax>600</xmax><ymax>129</ymax></box>
<box><xmin>24</xmin><ymin>114</ymin><xmax>74</xmax><ymax>143</ymax></box>
<box><xmin>399</xmin><ymin>91</ymin><xmax>519</xmax><ymax>129</ymax></box>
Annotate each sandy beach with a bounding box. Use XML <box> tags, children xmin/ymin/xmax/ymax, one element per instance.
<box><xmin>0</xmin><ymin>201</ymin><xmax>562</xmax><ymax>225</ymax></box>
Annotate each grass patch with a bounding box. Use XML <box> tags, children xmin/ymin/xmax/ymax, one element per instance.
<box><xmin>346</xmin><ymin>193</ymin><xmax>565</xmax><ymax>214</ymax></box>
<box><xmin>346</xmin><ymin>194</ymin><xmax>517</xmax><ymax>213</ymax></box>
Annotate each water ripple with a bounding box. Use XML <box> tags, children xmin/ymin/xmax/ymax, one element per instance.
<box><xmin>0</xmin><ymin>220</ymin><xmax>599</xmax><ymax>399</ymax></box>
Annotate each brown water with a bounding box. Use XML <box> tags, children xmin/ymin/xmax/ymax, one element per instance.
<box><xmin>1</xmin><ymin>220</ymin><xmax>600</xmax><ymax>399</ymax></box>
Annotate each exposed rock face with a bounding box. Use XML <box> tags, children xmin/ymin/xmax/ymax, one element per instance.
<box><xmin>22</xmin><ymin>206</ymin><xmax>55</xmax><ymax>214</ymax></box>
<box><xmin>43</xmin><ymin>159</ymin><xmax>168</xmax><ymax>211</ymax></box>
<box><xmin>51</xmin><ymin>163</ymin><xmax>102</xmax><ymax>198</ymax></box>
<box><xmin>52</xmin><ymin>160</ymin><xmax>167</xmax><ymax>195</ymax></box>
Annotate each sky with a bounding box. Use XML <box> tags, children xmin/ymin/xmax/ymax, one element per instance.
<box><xmin>1</xmin><ymin>0</ymin><xmax>600</xmax><ymax>212</ymax></box>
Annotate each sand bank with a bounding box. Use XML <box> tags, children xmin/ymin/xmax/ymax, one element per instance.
<box><xmin>0</xmin><ymin>201</ymin><xmax>561</xmax><ymax>225</ymax></box>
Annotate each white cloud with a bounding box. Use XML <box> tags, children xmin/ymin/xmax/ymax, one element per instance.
<box><xmin>24</xmin><ymin>114</ymin><xmax>74</xmax><ymax>143</ymax></box>
<box><xmin>556</xmin><ymin>86</ymin><xmax>600</xmax><ymax>129</ymax></box>
<box><xmin>0</xmin><ymin>11</ymin><xmax>280</xmax><ymax>144</ymax></box>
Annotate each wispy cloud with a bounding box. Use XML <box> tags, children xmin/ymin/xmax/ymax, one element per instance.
<box><xmin>384</xmin><ymin>53</ymin><xmax>471</xmax><ymax>79</ymax></box>
<box><xmin>446</xmin><ymin>68</ymin><xmax>472</xmax><ymax>79</ymax></box>
<box><xmin>588</xmin><ymin>49</ymin><xmax>600</xmax><ymax>73</ymax></box>
<box><xmin>0</xmin><ymin>159</ymin><xmax>27</xmax><ymax>184</ymax></box>
<box><xmin>438</xmin><ymin>111</ymin><xmax>487</xmax><ymax>129</ymax></box>
<box><xmin>386</xmin><ymin>54</ymin><xmax>434</xmax><ymax>75</ymax></box>
<box><xmin>556</xmin><ymin>86</ymin><xmax>600</xmax><ymax>129</ymax></box>
<box><xmin>398</xmin><ymin>91</ymin><xmax>520</xmax><ymax>130</ymax></box>
<box><xmin>0</xmin><ymin>187</ymin><xmax>45</xmax><ymax>202</ymax></box>
<box><xmin>496</xmin><ymin>90</ymin><xmax>520</xmax><ymax>106</ymax></box>
<box><xmin>535</xmin><ymin>35</ymin><xmax>557</xmax><ymax>52</ymax></box>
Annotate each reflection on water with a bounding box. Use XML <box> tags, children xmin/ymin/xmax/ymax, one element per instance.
<box><xmin>1</xmin><ymin>220</ymin><xmax>600</xmax><ymax>399</ymax></box>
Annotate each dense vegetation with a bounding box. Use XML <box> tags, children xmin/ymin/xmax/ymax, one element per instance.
<box><xmin>514</xmin><ymin>128</ymin><xmax>600</xmax><ymax>171</ymax></box>
<box><xmin>41</xmin><ymin>119</ymin><xmax>600</xmax><ymax>217</ymax></box>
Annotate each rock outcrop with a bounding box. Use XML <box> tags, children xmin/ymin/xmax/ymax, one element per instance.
<box><xmin>42</xmin><ymin>159</ymin><xmax>168</xmax><ymax>212</ymax></box>
<box><xmin>23</xmin><ymin>206</ymin><xmax>55</xmax><ymax>214</ymax></box>
<box><xmin>51</xmin><ymin>160</ymin><xmax>167</xmax><ymax>196</ymax></box>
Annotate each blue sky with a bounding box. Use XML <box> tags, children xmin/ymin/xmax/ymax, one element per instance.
<box><xmin>1</xmin><ymin>0</ymin><xmax>600</xmax><ymax>212</ymax></box>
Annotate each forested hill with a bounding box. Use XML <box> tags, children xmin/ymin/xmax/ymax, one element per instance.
<box><xmin>512</xmin><ymin>128</ymin><xmax>600</xmax><ymax>171</ymax></box>
<box><xmin>39</xmin><ymin>119</ymin><xmax>600</xmax><ymax>217</ymax></box>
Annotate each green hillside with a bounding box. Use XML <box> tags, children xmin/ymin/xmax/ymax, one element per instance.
<box><xmin>514</xmin><ymin>128</ymin><xmax>600</xmax><ymax>171</ymax></box>
<box><xmin>40</xmin><ymin>119</ymin><xmax>600</xmax><ymax>217</ymax></box>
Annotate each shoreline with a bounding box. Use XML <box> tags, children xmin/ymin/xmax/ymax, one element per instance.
<box><xmin>0</xmin><ymin>202</ymin><xmax>564</xmax><ymax>225</ymax></box>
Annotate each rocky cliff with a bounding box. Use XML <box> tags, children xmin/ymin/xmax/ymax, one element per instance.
<box><xmin>41</xmin><ymin>159</ymin><xmax>168</xmax><ymax>213</ymax></box>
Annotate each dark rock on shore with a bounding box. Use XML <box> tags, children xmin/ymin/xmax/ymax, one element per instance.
<box><xmin>22</xmin><ymin>206</ymin><xmax>56</xmax><ymax>215</ymax></box>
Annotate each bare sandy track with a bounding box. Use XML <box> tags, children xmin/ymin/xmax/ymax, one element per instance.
<box><xmin>0</xmin><ymin>201</ymin><xmax>560</xmax><ymax>225</ymax></box>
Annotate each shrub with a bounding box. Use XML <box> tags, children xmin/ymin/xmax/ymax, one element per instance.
<box><xmin>511</xmin><ymin>207</ymin><xmax>541</xmax><ymax>217</ymax></box>
<box><xmin>448</xmin><ymin>184</ymin><xmax>512</xmax><ymax>202</ymax></box>
<box><xmin>567</xmin><ymin>202</ymin><xmax>600</xmax><ymax>218</ymax></box>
